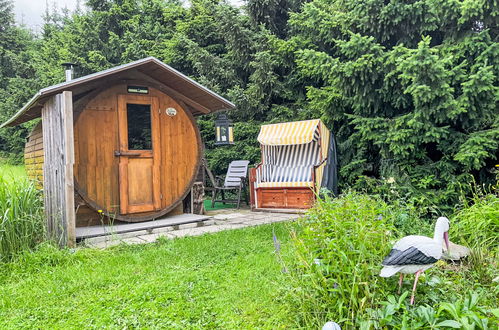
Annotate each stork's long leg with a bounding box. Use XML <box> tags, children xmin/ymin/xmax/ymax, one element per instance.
<box><xmin>410</xmin><ymin>270</ymin><xmax>423</xmax><ymax>305</ymax></box>
<box><xmin>398</xmin><ymin>273</ymin><xmax>404</xmax><ymax>294</ymax></box>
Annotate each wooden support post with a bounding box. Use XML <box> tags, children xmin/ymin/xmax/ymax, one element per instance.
<box><xmin>63</xmin><ymin>92</ymin><xmax>76</xmax><ymax>246</ymax></box>
<box><xmin>42</xmin><ymin>91</ymin><xmax>76</xmax><ymax>247</ymax></box>
<box><xmin>249</xmin><ymin>168</ymin><xmax>256</xmax><ymax>210</ymax></box>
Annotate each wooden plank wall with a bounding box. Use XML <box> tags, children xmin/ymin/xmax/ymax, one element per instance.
<box><xmin>24</xmin><ymin>121</ymin><xmax>44</xmax><ymax>188</ymax></box>
<box><xmin>41</xmin><ymin>91</ymin><xmax>76</xmax><ymax>247</ymax></box>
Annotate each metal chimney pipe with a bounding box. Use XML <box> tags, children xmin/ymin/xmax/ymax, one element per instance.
<box><xmin>62</xmin><ymin>62</ymin><xmax>77</xmax><ymax>82</ymax></box>
<box><xmin>65</xmin><ymin>68</ymin><xmax>73</xmax><ymax>82</ymax></box>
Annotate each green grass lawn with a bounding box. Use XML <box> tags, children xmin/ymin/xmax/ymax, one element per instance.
<box><xmin>203</xmin><ymin>199</ymin><xmax>240</xmax><ymax>211</ymax></box>
<box><xmin>0</xmin><ymin>164</ymin><xmax>26</xmax><ymax>179</ymax></box>
<box><xmin>0</xmin><ymin>223</ymin><xmax>294</xmax><ymax>329</ymax></box>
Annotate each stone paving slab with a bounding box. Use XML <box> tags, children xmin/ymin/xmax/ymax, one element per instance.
<box><xmin>84</xmin><ymin>209</ymin><xmax>302</xmax><ymax>248</ymax></box>
<box><xmin>136</xmin><ymin>232</ymin><xmax>172</xmax><ymax>243</ymax></box>
<box><xmin>152</xmin><ymin>226</ymin><xmax>174</xmax><ymax>234</ymax></box>
<box><xmin>77</xmin><ymin>214</ymin><xmax>210</xmax><ymax>239</ymax></box>
<box><xmin>90</xmin><ymin>239</ymin><xmax>124</xmax><ymax>249</ymax></box>
<box><xmin>122</xmin><ymin>237</ymin><xmax>147</xmax><ymax>245</ymax></box>
<box><xmin>213</xmin><ymin>213</ymin><xmax>246</xmax><ymax>220</ymax></box>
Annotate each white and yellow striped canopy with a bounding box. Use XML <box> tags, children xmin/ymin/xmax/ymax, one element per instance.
<box><xmin>256</xmin><ymin>119</ymin><xmax>331</xmax><ymax>190</ymax></box>
<box><xmin>257</xmin><ymin>119</ymin><xmax>321</xmax><ymax>145</ymax></box>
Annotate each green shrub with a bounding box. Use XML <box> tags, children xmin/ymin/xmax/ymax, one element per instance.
<box><xmin>0</xmin><ymin>172</ymin><xmax>45</xmax><ymax>262</ymax></box>
<box><xmin>351</xmin><ymin>174</ymin><xmax>461</xmax><ymax>220</ymax></box>
<box><xmin>286</xmin><ymin>191</ymin><xmax>498</xmax><ymax>328</ymax></box>
<box><xmin>287</xmin><ymin>191</ymin><xmax>395</xmax><ymax>327</ymax></box>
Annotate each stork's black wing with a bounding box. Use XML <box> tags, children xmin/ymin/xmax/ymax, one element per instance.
<box><xmin>382</xmin><ymin>247</ymin><xmax>438</xmax><ymax>266</ymax></box>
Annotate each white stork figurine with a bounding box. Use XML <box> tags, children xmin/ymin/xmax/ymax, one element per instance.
<box><xmin>380</xmin><ymin>216</ymin><xmax>450</xmax><ymax>305</ymax></box>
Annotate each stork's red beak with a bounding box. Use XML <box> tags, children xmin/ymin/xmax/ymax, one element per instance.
<box><xmin>444</xmin><ymin>231</ymin><xmax>450</xmax><ymax>251</ymax></box>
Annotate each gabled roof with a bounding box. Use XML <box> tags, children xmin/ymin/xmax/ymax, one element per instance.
<box><xmin>1</xmin><ymin>57</ymin><xmax>235</xmax><ymax>127</ymax></box>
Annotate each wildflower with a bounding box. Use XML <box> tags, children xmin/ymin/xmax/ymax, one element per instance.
<box><xmin>376</xmin><ymin>214</ymin><xmax>383</xmax><ymax>221</ymax></box>
<box><xmin>386</xmin><ymin>177</ymin><xmax>395</xmax><ymax>184</ymax></box>
<box><xmin>98</xmin><ymin>209</ymin><xmax>103</xmax><ymax>213</ymax></box>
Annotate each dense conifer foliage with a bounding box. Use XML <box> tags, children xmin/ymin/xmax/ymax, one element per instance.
<box><xmin>292</xmin><ymin>0</ymin><xmax>498</xmax><ymax>212</ymax></box>
<box><xmin>0</xmin><ymin>0</ymin><xmax>39</xmax><ymax>160</ymax></box>
<box><xmin>0</xmin><ymin>0</ymin><xmax>496</xmax><ymax>211</ymax></box>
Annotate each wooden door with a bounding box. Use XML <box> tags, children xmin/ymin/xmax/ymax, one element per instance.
<box><xmin>117</xmin><ymin>94</ymin><xmax>161</xmax><ymax>214</ymax></box>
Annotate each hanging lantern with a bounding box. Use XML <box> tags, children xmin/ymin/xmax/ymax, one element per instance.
<box><xmin>215</xmin><ymin>112</ymin><xmax>234</xmax><ymax>145</ymax></box>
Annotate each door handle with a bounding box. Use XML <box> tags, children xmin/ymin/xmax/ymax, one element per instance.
<box><xmin>114</xmin><ymin>151</ymin><xmax>142</xmax><ymax>157</ymax></box>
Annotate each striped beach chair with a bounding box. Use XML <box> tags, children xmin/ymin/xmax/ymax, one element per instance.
<box><xmin>250</xmin><ymin>119</ymin><xmax>337</xmax><ymax>210</ymax></box>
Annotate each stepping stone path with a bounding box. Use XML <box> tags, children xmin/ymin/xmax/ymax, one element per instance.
<box><xmin>83</xmin><ymin>209</ymin><xmax>302</xmax><ymax>249</ymax></box>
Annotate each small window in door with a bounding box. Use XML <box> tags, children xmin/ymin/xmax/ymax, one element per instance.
<box><xmin>127</xmin><ymin>103</ymin><xmax>152</xmax><ymax>150</ymax></box>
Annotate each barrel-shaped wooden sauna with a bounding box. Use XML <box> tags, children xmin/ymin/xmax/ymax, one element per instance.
<box><xmin>14</xmin><ymin>57</ymin><xmax>236</xmax><ymax>226</ymax></box>
<box><xmin>77</xmin><ymin>84</ymin><xmax>201</xmax><ymax>221</ymax></box>
<box><xmin>25</xmin><ymin>85</ymin><xmax>201</xmax><ymax>223</ymax></box>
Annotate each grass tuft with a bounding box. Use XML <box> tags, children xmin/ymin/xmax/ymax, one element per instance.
<box><xmin>451</xmin><ymin>193</ymin><xmax>498</xmax><ymax>252</ymax></box>
<box><xmin>0</xmin><ymin>165</ymin><xmax>45</xmax><ymax>262</ymax></box>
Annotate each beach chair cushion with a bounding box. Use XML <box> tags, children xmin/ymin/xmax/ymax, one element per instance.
<box><xmin>256</xmin><ymin>164</ymin><xmax>314</xmax><ymax>188</ymax></box>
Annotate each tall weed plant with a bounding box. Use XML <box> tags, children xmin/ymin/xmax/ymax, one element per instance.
<box><xmin>287</xmin><ymin>191</ymin><xmax>396</xmax><ymax>326</ymax></box>
<box><xmin>0</xmin><ymin>173</ymin><xmax>45</xmax><ymax>262</ymax></box>
<box><xmin>451</xmin><ymin>184</ymin><xmax>498</xmax><ymax>284</ymax></box>
<box><xmin>452</xmin><ymin>193</ymin><xmax>498</xmax><ymax>252</ymax></box>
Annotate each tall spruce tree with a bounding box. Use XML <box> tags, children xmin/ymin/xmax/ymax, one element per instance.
<box><xmin>291</xmin><ymin>0</ymin><xmax>498</xmax><ymax>212</ymax></box>
<box><xmin>0</xmin><ymin>0</ymin><xmax>38</xmax><ymax>160</ymax></box>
